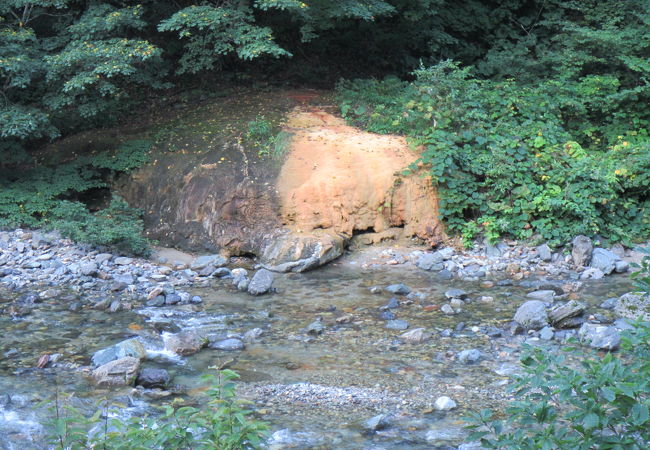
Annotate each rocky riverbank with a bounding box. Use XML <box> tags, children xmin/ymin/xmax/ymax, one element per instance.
<box><xmin>0</xmin><ymin>228</ymin><xmax>648</xmax><ymax>449</ymax></box>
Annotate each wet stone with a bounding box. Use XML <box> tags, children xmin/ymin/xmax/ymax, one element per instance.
<box><xmin>385</xmin><ymin>283</ymin><xmax>411</xmax><ymax>295</ymax></box>
<box><xmin>434</xmin><ymin>396</ymin><xmax>457</xmax><ymax>411</ymax></box>
<box><xmin>385</xmin><ymin>319</ymin><xmax>409</xmax><ymax>331</ymax></box>
<box><xmin>379</xmin><ymin>297</ymin><xmax>400</xmax><ymax>310</ymax></box>
<box><xmin>209</xmin><ymin>338</ymin><xmax>245</xmax><ymax>351</ymax></box>
<box><xmin>457</xmin><ymin>349</ymin><xmax>481</xmax><ymax>364</ymax></box>
<box><xmin>92</xmin><ymin>357</ymin><xmax>140</xmax><ymax>387</ymax></box>
<box><xmin>146</xmin><ymin>295</ymin><xmax>166</xmax><ymax>307</ymax></box>
<box><xmin>379</xmin><ymin>310</ymin><xmax>396</xmax><ymax>320</ymax></box>
<box><xmin>539</xmin><ymin>326</ymin><xmax>555</xmax><ymax>340</ymax></box>
<box><xmin>445</xmin><ymin>289</ymin><xmax>467</xmax><ymax>299</ymax></box>
<box><xmin>248</xmin><ymin>269</ymin><xmax>274</xmax><ymax>296</ymax></box>
<box><xmin>306</xmin><ymin>319</ymin><xmax>325</xmax><ymax>335</ymax></box>
<box><xmin>363</xmin><ymin>414</ymin><xmax>391</xmax><ymax>433</ymax></box>
<box><xmin>514</xmin><ymin>300</ymin><xmax>549</xmax><ymax>330</ymax></box>
<box><xmin>136</xmin><ymin>368</ymin><xmax>170</xmax><ymax>389</ymax></box>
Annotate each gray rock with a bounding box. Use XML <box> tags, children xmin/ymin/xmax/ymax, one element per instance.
<box><xmin>600</xmin><ymin>297</ymin><xmax>618</xmax><ymax>310</ymax></box>
<box><xmin>191</xmin><ymin>254</ymin><xmax>227</xmax><ymax>270</ymax></box>
<box><xmin>385</xmin><ymin>319</ymin><xmax>409</xmax><ymax>330</ymax></box>
<box><xmin>95</xmin><ymin>253</ymin><xmax>112</xmax><ymax>264</ymax></box>
<box><xmin>146</xmin><ymin>295</ymin><xmax>166</xmax><ymax>307</ymax></box>
<box><xmin>385</xmin><ymin>283</ymin><xmax>411</xmax><ymax>295</ymax></box>
<box><xmin>457</xmin><ymin>349</ymin><xmax>481</xmax><ymax>364</ymax></box>
<box><xmin>580</xmin><ymin>267</ymin><xmax>605</xmax><ymax>280</ymax></box>
<box><xmin>113</xmin><ymin>273</ymin><xmax>135</xmax><ymax>285</ymax></box>
<box><xmin>364</xmin><ymin>414</ymin><xmax>391</xmax><ymax>433</ymax></box>
<box><xmin>526</xmin><ymin>290</ymin><xmax>555</xmax><ymax>302</ymax></box>
<box><xmin>445</xmin><ymin>288</ymin><xmax>467</xmax><ymax>299</ymax></box>
<box><xmin>91</xmin><ymin>338</ymin><xmax>147</xmax><ymax>367</ymax></box>
<box><xmin>380</xmin><ymin>297</ymin><xmax>400</xmax><ymax>310</ymax></box>
<box><xmin>514</xmin><ymin>300</ymin><xmax>549</xmax><ymax>330</ymax></box>
<box><xmin>433</xmin><ymin>396</ymin><xmax>457</xmax><ymax>411</ymax></box>
<box><xmin>441</xmin><ymin>304</ymin><xmax>455</xmax><ymax>315</ymax></box>
<box><xmin>614</xmin><ymin>260</ymin><xmax>629</xmax><ymax>273</ymax></box>
<box><xmin>92</xmin><ymin>357</ymin><xmax>140</xmax><ymax>387</ymax></box>
<box><xmin>578</xmin><ymin>323</ymin><xmax>620</xmax><ymax>350</ymax></box>
<box><xmin>450</xmin><ymin>298</ymin><xmax>464</xmax><ymax>308</ymax></box>
<box><xmin>614</xmin><ymin>293</ymin><xmax>650</xmax><ymax>321</ymax></box>
<box><xmin>79</xmin><ymin>262</ymin><xmax>98</xmax><ymax>277</ymax></box>
<box><xmin>548</xmin><ymin>300</ymin><xmax>586</xmax><ymax>325</ymax></box>
<box><xmin>243</xmin><ymin>328</ymin><xmax>264</xmax><ymax>342</ymax></box>
<box><xmin>438</xmin><ymin>269</ymin><xmax>453</xmax><ymax>280</ymax></box>
<box><xmin>539</xmin><ymin>326</ymin><xmax>555</xmax><ymax>340</ymax></box>
<box><xmin>210</xmin><ymin>338</ymin><xmax>245</xmax><ymax>351</ymax></box>
<box><xmin>136</xmin><ymin>368</ymin><xmax>170</xmax><ymax>389</ymax></box>
<box><xmin>247</xmin><ymin>269</ymin><xmax>274</xmax><ymax>295</ymax></box>
<box><xmin>486</xmin><ymin>244</ymin><xmax>503</xmax><ymax>258</ymax></box>
<box><xmin>190</xmin><ymin>295</ymin><xmax>202</xmax><ymax>304</ymax></box>
<box><xmin>400</xmin><ymin>328</ymin><xmax>430</xmax><ymax>343</ymax></box>
<box><xmin>572</xmin><ymin>235</ymin><xmax>593</xmax><ymax>266</ymax></box>
<box><xmin>537</xmin><ymin>244</ymin><xmax>552</xmax><ymax>262</ymax></box>
<box><xmin>379</xmin><ymin>310</ymin><xmax>396</xmax><ymax>320</ymax></box>
<box><xmin>165</xmin><ymin>293</ymin><xmax>181</xmax><ymax>305</ymax></box>
<box><xmin>306</xmin><ymin>319</ymin><xmax>325</xmax><ymax>335</ymax></box>
<box><xmin>213</xmin><ymin>267</ymin><xmax>232</xmax><ymax>278</ymax></box>
<box><xmin>114</xmin><ymin>257</ymin><xmax>133</xmax><ymax>266</ymax></box>
<box><xmin>590</xmin><ymin>248</ymin><xmax>621</xmax><ymax>275</ymax></box>
<box><xmin>164</xmin><ymin>331</ymin><xmax>205</xmax><ymax>356</ymax></box>
<box><xmin>416</xmin><ymin>252</ymin><xmax>444</xmax><ymax>271</ymax></box>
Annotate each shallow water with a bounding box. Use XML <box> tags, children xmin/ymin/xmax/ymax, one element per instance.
<box><xmin>0</xmin><ymin>248</ymin><xmax>634</xmax><ymax>449</ymax></box>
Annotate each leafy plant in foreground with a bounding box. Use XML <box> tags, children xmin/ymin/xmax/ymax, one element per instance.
<box><xmin>464</xmin><ymin>323</ymin><xmax>650</xmax><ymax>449</ymax></box>
<box><xmin>45</xmin><ymin>369</ymin><xmax>268</xmax><ymax>450</ymax></box>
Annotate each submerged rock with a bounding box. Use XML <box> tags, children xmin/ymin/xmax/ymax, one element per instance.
<box><xmin>385</xmin><ymin>283</ymin><xmax>411</xmax><ymax>295</ymax></box>
<box><xmin>457</xmin><ymin>349</ymin><xmax>481</xmax><ymax>364</ymax></box>
<box><xmin>209</xmin><ymin>338</ymin><xmax>245</xmax><ymax>351</ymax></box>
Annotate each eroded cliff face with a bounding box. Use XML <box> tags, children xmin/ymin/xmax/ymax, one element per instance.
<box><xmin>277</xmin><ymin>109</ymin><xmax>443</xmax><ymax>244</ymax></box>
<box><xmin>118</xmin><ymin>94</ymin><xmax>443</xmax><ymax>271</ymax></box>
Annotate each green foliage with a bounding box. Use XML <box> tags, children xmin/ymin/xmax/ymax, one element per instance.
<box><xmin>245</xmin><ymin>115</ymin><xmax>289</xmax><ymax>158</ymax></box>
<box><xmin>631</xmin><ymin>247</ymin><xmax>650</xmax><ymax>294</ymax></box>
<box><xmin>0</xmin><ymin>139</ymin><xmax>152</xmax><ymax>255</ymax></box>
<box><xmin>158</xmin><ymin>5</ymin><xmax>291</xmax><ymax>74</ymax></box>
<box><xmin>45</xmin><ymin>369</ymin><xmax>269</xmax><ymax>450</ymax></box>
<box><xmin>338</xmin><ymin>60</ymin><xmax>650</xmax><ymax>246</ymax></box>
<box><xmin>464</xmin><ymin>323</ymin><xmax>650</xmax><ymax>449</ymax></box>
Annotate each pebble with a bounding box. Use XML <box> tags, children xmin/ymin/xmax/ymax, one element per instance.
<box><xmin>433</xmin><ymin>396</ymin><xmax>457</xmax><ymax>411</ymax></box>
<box><xmin>385</xmin><ymin>320</ymin><xmax>409</xmax><ymax>331</ymax></box>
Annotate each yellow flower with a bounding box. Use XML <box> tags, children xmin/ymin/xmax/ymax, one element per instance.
<box><xmin>623</xmin><ymin>141</ymin><xmax>629</xmax><ymax>146</ymax></box>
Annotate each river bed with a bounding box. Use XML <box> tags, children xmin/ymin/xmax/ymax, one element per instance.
<box><xmin>0</xmin><ymin>245</ymin><xmax>635</xmax><ymax>449</ymax></box>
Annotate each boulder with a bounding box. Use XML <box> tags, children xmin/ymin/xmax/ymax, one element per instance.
<box><xmin>614</xmin><ymin>293</ymin><xmax>650</xmax><ymax>321</ymax></box>
<box><xmin>92</xmin><ymin>357</ymin><xmax>140</xmax><ymax>387</ymax></box>
<box><xmin>514</xmin><ymin>300</ymin><xmax>548</xmax><ymax>330</ymax></box>
<box><xmin>91</xmin><ymin>338</ymin><xmax>147</xmax><ymax>367</ymax></box>
<box><xmin>136</xmin><ymin>368</ymin><xmax>170</xmax><ymax>389</ymax></box>
<box><xmin>572</xmin><ymin>235</ymin><xmax>593</xmax><ymax>267</ymax></box>
<box><xmin>164</xmin><ymin>331</ymin><xmax>205</xmax><ymax>356</ymax></box>
<box><xmin>416</xmin><ymin>252</ymin><xmax>444</xmax><ymax>271</ymax></box>
<box><xmin>247</xmin><ymin>269</ymin><xmax>274</xmax><ymax>295</ymax></box>
<box><xmin>548</xmin><ymin>300</ymin><xmax>586</xmax><ymax>326</ymax></box>
<box><xmin>590</xmin><ymin>248</ymin><xmax>621</xmax><ymax>275</ymax></box>
<box><xmin>363</xmin><ymin>414</ymin><xmax>391</xmax><ymax>433</ymax></box>
<box><xmin>578</xmin><ymin>323</ymin><xmax>620</xmax><ymax>351</ymax></box>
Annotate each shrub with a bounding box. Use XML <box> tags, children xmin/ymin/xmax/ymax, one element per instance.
<box><xmin>46</xmin><ymin>369</ymin><xmax>268</xmax><ymax>449</ymax></box>
<box><xmin>464</xmin><ymin>323</ymin><xmax>650</xmax><ymax>449</ymax></box>
<box><xmin>0</xmin><ymin>139</ymin><xmax>152</xmax><ymax>255</ymax></box>
<box><xmin>337</xmin><ymin>61</ymin><xmax>650</xmax><ymax>247</ymax></box>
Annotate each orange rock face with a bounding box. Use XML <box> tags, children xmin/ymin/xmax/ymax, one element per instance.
<box><xmin>277</xmin><ymin>109</ymin><xmax>444</xmax><ymax>244</ymax></box>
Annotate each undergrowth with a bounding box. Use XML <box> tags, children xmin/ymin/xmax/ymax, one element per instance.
<box><xmin>0</xmin><ymin>139</ymin><xmax>152</xmax><ymax>255</ymax></box>
<box><xmin>337</xmin><ymin>61</ymin><xmax>650</xmax><ymax>247</ymax></box>
<box><xmin>44</xmin><ymin>369</ymin><xmax>268</xmax><ymax>450</ymax></box>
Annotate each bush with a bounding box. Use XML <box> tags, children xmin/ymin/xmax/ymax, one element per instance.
<box><xmin>337</xmin><ymin>61</ymin><xmax>650</xmax><ymax>246</ymax></box>
<box><xmin>464</xmin><ymin>323</ymin><xmax>650</xmax><ymax>449</ymax></box>
<box><xmin>46</xmin><ymin>369</ymin><xmax>268</xmax><ymax>449</ymax></box>
<box><xmin>0</xmin><ymin>139</ymin><xmax>152</xmax><ymax>255</ymax></box>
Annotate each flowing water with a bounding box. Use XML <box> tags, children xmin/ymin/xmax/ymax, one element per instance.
<box><xmin>0</xmin><ymin>247</ymin><xmax>634</xmax><ymax>449</ymax></box>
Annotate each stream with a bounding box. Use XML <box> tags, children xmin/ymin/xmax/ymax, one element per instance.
<box><xmin>0</xmin><ymin>245</ymin><xmax>635</xmax><ymax>449</ymax></box>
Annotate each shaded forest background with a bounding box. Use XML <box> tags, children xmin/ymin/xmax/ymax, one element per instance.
<box><xmin>1</xmin><ymin>0</ymin><xmax>649</xmax><ymax>252</ymax></box>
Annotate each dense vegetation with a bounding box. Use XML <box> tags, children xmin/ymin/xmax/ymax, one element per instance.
<box><xmin>1</xmin><ymin>0</ymin><xmax>649</xmax><ymax>249</ymax></box>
